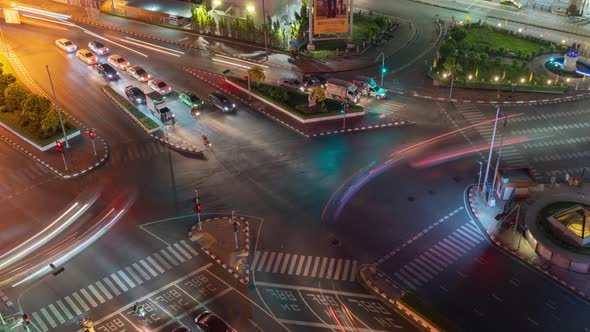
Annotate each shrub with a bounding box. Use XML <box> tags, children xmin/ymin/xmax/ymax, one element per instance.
<box><xmin>4</xmin><ymin>83</ymin><xmax>30</xmax><ymax>112</ymax></box>
<box><xmin>21</xmin><ymin>95</ymin><xmax>51</xmax><ymax>128</ymax></box>
<box><xmin>0</xmin><ymin>74</ymin><xmax>16</xmax><ymax>95</ymax></box>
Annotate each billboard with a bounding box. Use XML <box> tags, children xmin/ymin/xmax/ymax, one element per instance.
<box><xmin>313</xmin><ymin>0</ymin><xmax>349</xmax><ymax>35</ymax></box>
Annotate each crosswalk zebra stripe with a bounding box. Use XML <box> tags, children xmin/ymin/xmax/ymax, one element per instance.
<box><xmin>422</xmin><ymin>251</ymin><xmax>446</xmax><ymax>271</ymax></box>
<box><xmin>412</xmin><ymin>258</ymin><xmax>437</xmax><ymax>278</ymax></box>
<box><xmin>452</xmin><ymin>232</ymin><xmax>477</xmax><ymax>247</ymax></box>
<box><xmin>402</xmin><ymin>265</ymin><xmax>427</xmax><ymax>283</ymax></box>
<box><xmin>88</xmin><ymin>284</ymin><xmax>106</xmax><ymax>304</ymax></box>
<box><xmin>333</xmin><ymin>259</ymin><xmax>343</xmax><ymax>280</ymax></box>
<box><xmin>95</xmin><ymin>281</ymin><xmax>113</xmax><ymax>300</ymax></box>
<box><xmin>318</xmin><ymin>257</ymin><xmax>328</xmax><ymax>278</ymax></box>
<box><xmin>110</xmin><ymin>274</ymin><xmax>129</xmax><ymax>292</ymax></box>
<box><xmin>265</xmin><ymin>252</ymin><xmax>276</xmax><ymax>272</ymax></box>
<box><xmin>140</xmin><ymin>259</ymin><xmax>158</xmax><ymax>277</ymax></box>
<box><xmin>56</xmin><ymin>300</ymin><xmax>74</xmax><ymax>320</ymax></box>
<box><xmin>431</xmin><ymin>244</ymin><xmax>458</xmax><ymax>262</ymax></box>
<box><xmin>251</xmin><ymin>251</ymin><xmax>261</xmax><ymax>268</ymax></box>
<box><xmin>350</xmin><ymin>261</ymin><xmax>358</xmax><ymax>282</ymax></box>
<box><xmin>147</xmin><ymin>256</ymin><xmax>165</xmax><ymax>273</ymax></box>
<box><xmin>257</xmin><ymin>252</ymin><xmax>268</xmax><ymax>271</ymax></box>
<box><xmin>461</xmin><ymin>224</ymin><xmax>484</xmax><ymax>240</ymax></box>
<box><xmin>117</xmin><ymin>271</ymin><xmax>136</xmax><ymax>289</ymax></box>
<box><xmin>325</xmin><ymin>258</ymin><xmax>336</xmax><ymax>279</ymax></box>
<box><xmin>32</xmin><ymin>311</ymin><xmax>49</xmax><ymax>331</ymax></box>
<box><xmin>153</xmin><ymin>252</ymin><xmax>172</xmax><ymax>270</ymax></box>
<box><xmin>64</xmin><ymin>296</ymin><xmax>82</xmax><ymax>316</ymax></box>
<box><xmin>72</xmin><ymin>292</ymin><xmax>90</xmax><ymax>312</ymax></box>
<box><xmin>174</xmin><ymin>243</ymin><xmax>192</xmax><ymax>260</ymax></box>
<box><xmin>288</xmin><ymin>255</ymin><xmax>299</xmax><ymax>274</ymax></box>
<box><xmin>133</xmin><ymin>263</ymin><xmax>151</xmax><ymax>281</ymax></box>
<box><xmin>161</xmin><ymin>249</ymin><xmax>179</xmax><ymax>266</ymax></box>
<box><xmin>273</xmin><ymin>253</ymin><xmax>284</xmax><ymax>273</ymax></box>
<box><xmin>394</xmin><ymin>272</ymin><xmax>417</xmax><ymax>290</ymax></box>
<box><xmin>295</xmin><ymin>256</ymin><xmax>306</xmax><ymax>275</ymax></box>
<box><xmin>80</xmin><ymin>288</ymin><xmax>99</xmax><ymax>307</ymax></box>
<box><xmin>280</xmin><ymin>254</ymin><xmax>291</xmax><ymax>274</ymax></box>
<box><xmin>416</xmin><ymin>255</ymin><xmax>442</xmax><ymax>273</ymax></box>
<box><xmin>341</xmin><ymin>260</ymin><xmax>350</xmax><ymax>281</ymax></box>
<box><xmin>398</xmin><ymin>268</ymin><xmax>422</xmax><ymax>287</ymax></box>
<box><xmin>303</xmin><ymin>256</ymin><xmax>313</xmax><ymax>276</ymax></box>
<box><xmin>180</xmin><ymin>240</ymin><xmax>200</xmax><ymax>256</ymax></box>
<box><xmin>48</xmin><ymin>304</ymin><xmax>64</xmax><ymax>324</ymax></box>
<box><xmin>464</xmin><ymin>223</ymin><xmax>484</xmax><ymax>238</ymax></box>
<box><xmin>310</xmin><ymin>257</ymin><xmax>321</xmax><ymax>277</ymax></box>
<box><xmin>456</xmin><ymin>228</ymin><xmax>481</xmax><ymax>244</ymax></box>
<box><xmin>125</xmin><ymin>267</ymin><xmax>143</xmax><ymax>285</ymax></box>
<box><xmin>167</xmin><ymin>246</ymin><xmax>186</xmax><ymax>263</ymax></box>
<box><xmin>448</xmin><ymin>234</ymin><xmax>474</xmax><ymax>250</ymax></box>
<box><xmin>102</xmin><ymin>277</ymin><xmax>122</xmax><ymax>296</ymax></box>
<box><xmin>409</xmin><ymin>261</ymin><xmax>433</xmax><ymax>280</ymax></box>
<box><xmin>441</xmin><ymin>239</ymin><xmax>467</xmax><ymax>255</ymax></box>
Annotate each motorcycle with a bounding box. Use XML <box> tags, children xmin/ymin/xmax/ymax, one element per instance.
<box><xmin>202</xmin><ymin>135</ymin><xmax>212</xmax><ymax>148</ymax></box>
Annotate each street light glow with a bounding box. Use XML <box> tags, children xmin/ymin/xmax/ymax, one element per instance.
<box><xmin>547</xmin><ymin>80</ymin><xmax>552</xmax><ymax>85</ymax></box>
<box><xmin>468</xmin><ymin>75</ymin><xmax>473</xmax><ymax>80</ymax></box>
<box><xmin>494</xmin><ymin>76</ymin><xmax>499</xmax><ymax>82</ymax></box>
<box><xmin>518</xmin><ymin>28</ymin><xmax>522</xmax><ymax>32</ymax></box>
<box><xmin>213</xmin><ymin>0</ymin><xmax>221</xmax><ymax>6</ymax></box>
<box><xmin>246</xmin><ymin>4</ymin><xmax>255</xmax><ymax>13</ymax></box>
<box><xmin>520</xmin><ymin>78</ymin><xmax>525</xmax><ymax>83</ymax></box>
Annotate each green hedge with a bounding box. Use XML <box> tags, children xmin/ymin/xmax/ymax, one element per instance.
<box><xmin>103</xmin><ymin>85</ymin><xmax>159</xmax><ymax>130</ymax></box>
<box><xmin>437</xmin><ymin>80</ymin><xmax>566</xmax><ymax>94</ymax></box>
<box><xmin>399</xmin><ymin>292</ymin><xmax>463</xmax><ymax>332</ymax></box>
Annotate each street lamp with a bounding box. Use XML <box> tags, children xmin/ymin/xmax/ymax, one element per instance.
<box><xmin>494</xmin><ymin>76</ymin><xmax>500</xmax><ymax>99</ymax></box>
<box><xmin>213</xmin><ymin>0</ymin><xmax>221</xmax><ymax>7</ymax></box>
<box><xmin>377</xmin><ymin>52</ymin><xmax>385</xmax><ymax>86</ymax></box>
<box><xmin>46</xmin><ymin>65</ymin><xmax>70</xmax><ymax>148</ymax></box>
<box><xmin>246</xmin><ymin>4</ymin><xmax>255</xmax><ymax>13</ymax></box>
<box><xmin>448</xmin><ymin>72</ymin><xmax>455</xmax><ymax>98</ymax></box>
<box><xmin>468</xmin><ymin>74</ymin><xmax>473</xmax><ymax>81</ymax></box>
<box><xmin>547</xmin><ymin>80</ymin><xmax>552</xmax><ymax>85</ymax></box>
<box><xmin>482</xmin><ymin>105</ymin><xmax>502</xmax><ymax>201</ymax></box>
<box><xmin>261</xmin><ymin>0</ymin><xmax>268</xmax><ymax>61</ymax></box>
<box><xmin>520</xmin><ymin>78</ymin><xmax>525</xmax><ymax>84</ymax></box>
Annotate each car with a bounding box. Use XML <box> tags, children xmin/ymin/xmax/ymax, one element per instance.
<box><xmin>76</xmin><ymin>49</ymin><xmax>97</xmax><ymax>64</ymax></box>
<box><xmin>96</xmin><ymin>63</ymin><xmax>119</xmax><ymax>80</ymax></box>
<box><xmin>108</xmin><ymin>54</ymin><xmax>130</xmax><ymax>69</ymax></box>
<box><xmin>179</xmin><ymin>91</ymin><xmax>203</xmax><ymax>109</ymax></box>
<box><xmin>127</xmin><ymin>65</ymin><xmax>150</xmax><ymax>82</ymax></box>
<box><xmin>301</xmin><ymin>75</ymin><xmax>324</xmax><ymax>91</ymax></box>
<box><xmin>124</xmin><ymin>85</ymin><xmax>146</xmax><ymax>104</ymax></box>
<box><xmin>88</xmin><ymin>41</ymin><xmax>109</xmax><ymax>55</ymax></box>
<box><xmin>195</xmin><ymin>312</ymin><xmax>236</xmax><ymax>332</ymax></box>
<box><xmin>147</xmin><ymin>78</ymin><xmax>172</xmax><ymax>95</ymax></box>
<box><xmin>55</xmin><ymin>38</ymin><xmax>77</xmax><ymax>52</ymax></box>
<box><xmin>278</xmin><ymin>78</ymin><xmax>304</xmax><ymax>91</ymax></box>
<box><xmin>208</xmin><ymin>92</ymin><xmax>235</xmax><ymax>112</ymax></box>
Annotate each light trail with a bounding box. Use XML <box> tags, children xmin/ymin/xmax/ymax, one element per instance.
<box><xmin>214</xmin><ymin>53</ymin><xmax>269</xmax><ymax>69</ymax></box>
<box><xmin>21</xmin><ymin>14</ymin><xmax>73</xmax><ymax>27</ymax></box>
<box><xmin>329</xmin><ymin>307</ymin><xmax>346</xmax><ymax>332</ymax></box>
<box><xmin>86</xmin><ymin>31</ymin><xmax>148</xmax><ymax>57</ymax></box>
<box><xmin>212</xmin><ymin>57</ymin><xmax>251</xmax><ymax>69</ymax></box>
<box><xmin>114</xmin><ymin>37</ymin><xmax>181</xmax><ymax>57</ymax></box>
<box><xmin>124</xmin><ymin>37</ymin><xmax>185</xmax><ymax>54</ymax></box>
<box><xmin>14</xmin><ymin>6</ymin><xmax>71</xmax><ymax>20</ymax></box>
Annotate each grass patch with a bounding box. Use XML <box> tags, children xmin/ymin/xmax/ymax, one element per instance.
<box><xmin>103</xmin><ymin>85</ymin><xmax>159</xmax><ymax>130</ymax></box>
<box><xmin>228</xmin><ymin>77</ymin><xmax>363</xmax><ymax>119</ymax></box>
<box><xmin>462</xmin><ymin>28</ymin><xmax>551</xmax><ymax>56</ymax></box>
<box><xmin>537</xmin><ymin>202</ymin><xmax>590</xmax><ymax>255</ymax></box>
<box><xmin>0</xmin><ymin>55</ymin><xmax>16</xmax><ymax>77</ymax></box>
<box><xmin>399</xmin><ymin>293</ymin><xmax>463</xmax><ymax>332</ymax></box>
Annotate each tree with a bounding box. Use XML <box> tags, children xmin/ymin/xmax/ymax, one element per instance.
<box><xmin>21</xmin><ymin>95</ymin><xmax>51</xmax><ymax>127</ymax></box>
<box><xmin>443</xmin><ymin>57</ymin><xmax>463</xmax><ymax>77</ymax></box>
<box><xmin>248</xmin><ymin>66</ymin><xmax>265</xmax><ymax>84</ymax></box>
<box><xmin>41</xmin><ymin>108</ymin><xmax>67</xmax><ymax>137</ymax></box>
<box><xmin>3</xmin><ymin>83</ymin><xmax>30</xmax><ymax>112</ymax></box>
<box><xmin>0</xmin><ymin>74</ymin><xmax>16</xmax><ymax>95</ymax></box>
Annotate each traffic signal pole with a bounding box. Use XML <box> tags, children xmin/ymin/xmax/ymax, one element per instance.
<box><xmin>195</xmin><ymin>189</ymin><xmax>201</xmax><ymax>231</ymax></box>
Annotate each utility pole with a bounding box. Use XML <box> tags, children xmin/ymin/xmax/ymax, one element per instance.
<box><xmin>195</xmin><ymin>189</ymin><xmax>201</xmax><ymax>231</ymax></box>
<box><xmin>46</xmin><ymin>65</ymin><xmax>70</xmax><ymax>148</ymax></box>
<box><xmin>377</xmin><ymin>52</ymin><xmax>385</xmax><ymax>86</ymax></box>
<box><xmin>490</xmin><ymin>114</ymin><xmax>508</xmax><ymax>206</ymax></box>
<box><xmin>261</xmin><ymin>0</ymin><xmax>268</xmax><ymax>61</ymax></box>
<box><xmin>482</xmin><ymin>105</ymin><xmax>501</xmax><ymax>202</ymax></box>
<box><xmin>449</xmin><ymin>72</ymin><xmax>455</xmax><ymax>98</ymax></box>
<box><xmin>476</xmin><ymin>160</ymin><xmax>484</xmax><ymax>194</ymax></box>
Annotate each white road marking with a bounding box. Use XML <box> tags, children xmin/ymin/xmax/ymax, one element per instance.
<box><xmin>140</xmin><ymin>259</ymin><xmax>158</xmax><ymax>277</ymax></box>
<box><xmin>95</xmin><ymin>281</ymin><xmax>113</xmax><ymax>300</ymax></box>
<box><xmin>117</xmin><ymin>270</ymin><xmax>136</xmax><ymax>289</ymax></box>
<box><xmin>80</xmin><ymin>288</ymin><xmax>99</xmax><ymax>307</ymax></box>
<box><xmin>251</xmin><ymin>251</ymin><xmax>261</xmax><ymax>268</ymax></box>
<box><xmin>160</xmin><ymin>249</ymin><xmax>179</xmax><ymax>266</ymax></box>
<box><xmin>265</xmin><ymin>252</ymin><xmax>276</xmax><ymax>272</ymax></box>
<box><xmin>153</xmin><ymin>252</ymin><xmax>172</xmax><ymax>270</ymax></box>
<box><xmin>72</xmin><ymin>292</ymin><xmax>90</xmax><ymax>312</ymax></box>
<box><xmin>254</xmin><ymin>281</ymin><xmax>378</xmax><ymax>298</ymax></box>
<box><xmin>303</xmin><ymin>256</ymin><xmax>313</xmax><ymax>276</ymax></box>
<box><xmin>180</xmin><ymin>240</ymin><xmax>199</xmax><ymax>256</ymax></box>
<box><xmin>147</xmin><ymin>256</ymin><xmax>165</xmax><ymax>273</ymax></box>
<box><xmin>48</xmin><ymin>304</ymin><xmax>64</xmax><ymax>324</ymax></box>
<box><xmin>133</xmin><ymin>262</ymin><xmax>151</xmax><ymax>281</ymax></box>
<box><xmin>295</xmin><ymin>255</ymin><xmax>306</xmax><ymax>275</ymax></box>
<box><xmin>64</xmin><ymin>296</ymin><xmax>82</xmax><ymax>315</ymax></box>
<box><xmin>310</xmin><ymin>257</ymin><xmax>320</xmax><ymax>278</ymax></box>
<box><xmin>103</xmin><ymin>277</ymin><xmax>122</xmax><ymax>295</ymax></box>
<box><xmin>88</xmin><ymin>284</ymin><xmax>106</xmax><ymax>303</ymax></box>
<box><xmin>394</xmin><ymin>272</ymin><xmax>417</xmax><ymax>290</ymax></box>
<box><xmin>257</xmin><ymin>251</ymin><xmax>268</xmax><ymax>271</ymax></box>
<box><xmin>317</xmin><ymin>257</ymin><xmax>328</xmax><ymax>278</ymax></box>
<box><xmin>333</xmin><ymin>259</ymin><xmax>343</xmax><ymax>280</ymax></box>
<box><xmin>56</xmin><ymin>300</ymin><xmax>73</xmax><ymax>320</ymax></box>
<box><xmin>288</xmin><ymin>255</ymin><xmax>299</xmax><ymax>274</ymax></box>
<box><xmin>273</xmin><ymin>253</ymin><xmax>284</xmax><ymax>273</ymax></box>
<box><xmin>325</xmin><ymin>258</ymin><xmax>336</xmax><ymax>279</ymax></box>
<box><xmin>174</xmin><ymin>242</ymin><xmax>192</xmax><ymax>259</ymax></box>
<box><xmin>124</xmin><ymin>266</ymin><xmax>143</xmax><ymax>285</ymax></box>
<box><xmin>341</xmin><ymin>260</ymin><xmax>351</xmax><ymax>281</ymax></box>
<box><xmin>350</xmin><ymin>260</ymin><xmax>358</xmax><ymax>282</ymax></box>
<box><xmin>277</xmin><ymin>318</ymin><xmax>391</xmax><ymax>331</ymax></box>
<box><xmin>110</xmin><ymin>274</ymin><xmax>129</xmax><ymax>292</ymax></box>
<box><xmin>280</xmin><ymin>254</ymin><xmax>291</xmax><ymax>274</ymax></box>
<box><xmin>168</xmin><ymin>246</ymin><xmax>186</xmax><ymax>262</ymax></box>
<box><xmin>31</xmin><ymin>311</ymin><xmax>49</xmax><ymax>331</ymax></box>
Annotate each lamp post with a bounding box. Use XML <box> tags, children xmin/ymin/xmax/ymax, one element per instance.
<box><xmin>46</xmin><ymin>65</ymin><xmax>69</xmax><ymax>148</ymax></box>
<box><xmin>490</xmin><ymin>113</ymin><xmax>507</xmax><ymax>206</ymax></box>
<box><xmin>482</xmin><ymin>105</ymin><xmax>501</xmax><ymax>201</ymax></box>
<box><xmin>261</xmin><ymin>0</ymin><xmax>268</xmax><ymax>61</ymax></box>
<box><xmin>377</xmin><ymin>52</ymin><xmax>385</xmax><ymax>86</ymax></box>
<box><xmin>494</xmin><ymin>76</ymin><xmax>500</xmax><ymax>99</ymax></box>
<box><xmin>476</xmin><ymin>160</ymin><xmax>484</xmax><ymax>194</ymax></box>
<box><xmin>448</xmin><ymin>72</ymin><xmax>454</xmax><ymax>98</ymax></box>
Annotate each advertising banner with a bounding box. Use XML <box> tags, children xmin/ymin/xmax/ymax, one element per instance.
<box><xmin>313</xmin><ymin>0</ymin><xmax>349</xmax><ymax>35</ymax></box>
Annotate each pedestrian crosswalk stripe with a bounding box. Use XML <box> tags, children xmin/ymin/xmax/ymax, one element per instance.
<box><xmin>394</xmin><ymin>272</ymin><xmax>417</xmax><ymax>290</ymax></box>
<box><xmin>447</xmin><ymin>235</ymin><xmax>473</xmax><ymax>251</ymax></box>
<box><xmin>80</xmin><ymin>288</ymin><xmax>99</xmax><ymax>308</ymax></box>
<box><xmin>140</xmin><ymin>259</ymin><xmax>158</xmax><ymax>277</ymax></box>
<box><xmin>432</xmin><ymin>244</ymin><xmax>459</xmax><ymax>261</ymax></box>
<box><xmin>453</xmin><ymin>231</ymin><xmax>477</xmax><ymax>247</ymax></box>
<box><xmin>326</xmin><ymin>258</ymin><xmax>336</xmax><ymax>279</ymax></box>
<box><xmin>252</xmin><ymin>251</ymin><xmax>261</xmax><ymax>268</ymax></box>
<box><xmin>48</xmin><ymin>304</ymin><xmax>64</xmax><ymax>324</ymax></box>
<box><xmin>409</xmin><ymin>261</ymin><xmax>433</xmax><ymax>280</ymax></box>
<box><xmin>273</xmin><ymin>253</ymin><xmax>283</xmax><ymax>273</ymax></box>
<box><xmin>399</xmin><ymin>268</ymin><xmax>421</xmax><ymax>287</ymax></box>
<box><xmin>32</xmin><ymin>311</ymin><xmax>49</xmax><ymax>331</ymax></box>
<box><xmin>350</xmin><ymin>261</ymin><xmax>357</xmax><ymax>282</ymax></box>
<box><xmin>464</xmin><ymin>223</ymin><xmax>484</xmax><ymax>238</ymax></box>
<box><xmin>95</xmin><ymin>281</ymin><xmax>113</xmax><ymax>300</ymax></box>
<box><xmin>88</xmin><ymin>284</ymin><xmax>106</xmax><ymax>304</ymax></box>
<box><xmin>403</xmin><ymin>265</ymin><xmax>428</xmax><ymax>283</ymax></box>
<box><xmin>117</xmin><ymin>270</ymin><xmax>136</xmax><ymax>289</ymax></box>
<box><xmin>265</xmin><ymin>252</ymin><xmax>276</xmax><ymax>272</ymax></box>
<box><xmin>427</xmin><ymin>247</ymin><xmax>452</xmax><ymax>265</ymax></box>
<box><xmin>147</xmin><ymin>256</ymin><xmax>165</xmax><ymax>274</ymax></box>
<box><xmin>56</xmin><ymin>300</ymin><xmax>73</xmax><ymax>321</ymax></box>
<box><xmin>102</xmin><ymin>277</ymin><xmax>121</xmax><ymax>296</ymax></box>
<box><xmin>303</xmin><ymin>256</ymin><xmax>313</xmax><ymax>276</ymax></box>
<box><xmin>441</xmin><ymin>238</ymin><xmax>466</xmax><ymax>255</ymax></box>
<box><xmin>133</xmin><ymin>263</ymin><xmax>151</xmax><ymax>281</ymax></box>
<box><xmin>160</xmin><ymin>249</ymin><xmax>179</xmax><ymax>266</ymax></box>
<box><xmin>280</xmin><ymin>254</ymin><xmax>291</xmax><ymax>274</ymax></box>
<box><xmin>318</xmin><ymin>257</ymin><xmax>328</xmax><ymax>278</ymax></box>
<box><xmin>173</xmin><ymin>242</ymin><xmax>192</xmax><ymax>260</ymax></box>
<box><xmin>288</xmin><ymin>255</ymin><xmax>298</xmax><ymax>274</ymax></box>
<box><xmin>415</xmin><ymin>257</ymin><xmax>439</xmax><ymax>276</ymax></box>
<box><xmin>153</xmin><ymin>252</ymin><xmax>172</xmax><ymax>270</ymax></box>
<box><xmin>257</xmin><ymin>251</ymin><xmax>268</xmax><ymax>271</ymax></box>
<box><xmin>310</xmin><ymin>257</ymin><xmax>320</xmax><ymax>277</ymax></box>
<box><xmin>64</xmin><ymin>296</ymin><xmax>82</xmax><ymax>316</ymax></box>
<box><xmin>416</xmin><ymin>255</ymin><xmax>442</xmax><ymax>273</ymax></box>
<box><xmin>180</xmin><ymin>240</ymin><xmax>200</xmax><ymax>256</ymax></box>
<box><xmin>295</xmin><ymin>255</ymin><xmax>306</xmax><ymax>275</ymax></box>
<box><xmin>167</xmin><ymin>246</ymin><xmax>186</xmax><ymax>263</ymax></box>
<box><xmin>110</xmin><ymin>273</ymin><xmax>129</xmax><ymax>292</ymax></box>
<box><xmin>456</xmin><ymin>228</ymin><xmax>480</xmax><ymax>244</ymax></box>
<box><xmin>334</xmin><ymin>259</ymin><xmax>343</xmax><ymax>280</ymax></box>
<box><xmin>341</xmin><ymin>260</ymin><xmax>350</xmax><ymax>281</ymax></box>
<box><xmin>125</xmin><ymin>266</ymin><xmax>143</xmax><ymax>285</ymax></box>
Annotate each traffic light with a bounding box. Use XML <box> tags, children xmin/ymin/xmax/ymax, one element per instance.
<box><xmin>56</xmin><ymin>140</ymin><xmax>63</xmax><ymax>153</ymax></box>
<box><xmin>195</xmin><ymin>201</ymin><xmax>202</xmax><ymax>213</ymax></box>
<box><xmin>23</xmin><ymin>314</ymin><xmax>30</xmax><ymax>325</ymax></box>
<box><xmin>382</xmin><ymin>67</ymin><xmax>387</xmax><ymax>73</ymax></box>
<box><xmin>88</xmin><ymin>130</ymin><xmax>95</xmax><ymax>139</ymax></box>
<box><xmin>494</xmin><ymin>213</ymin><xmax>505</xmax><ymax>221</ymax></box>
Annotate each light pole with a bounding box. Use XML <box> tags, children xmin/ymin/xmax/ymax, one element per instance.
<box><xmin>46</xmin><ymin>65</ymin><xmax>69</xmax><ymax>148</ymax></box>
<box><xmin>377</xmin><ymin>52</ymin><xmax>385</xmax><ymax>86</ymax></box>
<box><xmin>490</xmin><ymin>114</ymin><xmax>507</xmax><ymax>205</ymax></box>
<box><xmin>247</xmin><ymin>71</ymin><xmax>251</xmax><ymax>101</ymax></box>
<box><xmin>261</xmin><ymin>0</ymin><xmax>268</xmax><ymax>62</ymax></box>
<box><xmin>482</xmin><ymin>105</ymin><xmax>501</xmax><ymax>201</ymax></box>
<box><xmin>494</xmin><ymin>76</ymin><xmax>500</xmax><ymax>99</ymax></box>
<box><xmin>448</xmin><ymin>72</ymin><xmax>454</xmax><ymax>98</ymax></box>
<box><xmin>476</xmin><ymin>160</ymin><xmax>484</xmax><ymax>194</ymax></box>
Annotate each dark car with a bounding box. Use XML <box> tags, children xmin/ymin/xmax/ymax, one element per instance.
<box><xmin>195</xmin><ymin>312</ymin><xmax>235</xmax><ymax>332</ymax></box>
<box><xmin>208</xmin><ymin>92</ymin><xmax>235</xmax><ymax>112</ymax></box>
<box><xmin>303</xmin><ymin>74</ymin><xmax>327</xmax><ymax>88</ymax></box>
<box><xmin>96</xmin><ymin>63</ymin><xmax>118</xmax><ymax>81</ymax></box>
<box><xmin>125</xmin><ymin>85</ymin><xmax>145</xmax><ymax>104</ymax></box>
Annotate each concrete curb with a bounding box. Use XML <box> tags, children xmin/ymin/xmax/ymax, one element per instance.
<box><xmin>465</xmin><ymin>185</ymin><xmax>590</xmax><ymax>301</ymax></box>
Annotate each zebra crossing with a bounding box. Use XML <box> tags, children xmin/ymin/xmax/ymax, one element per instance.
<box><xmin>390</xmin><ymin>222</ymin><xmax>486</xmax><ymax>291</ymax></box>
<box><xmin>512</xmin><ymin>122</ymin><xmax>590</xmax><ymax>135</ymax></box>
<box><xmin>533</xmin><ymin>150</ymin><xmax>590</xmax><ymax>162</ymax></box>
<box><xmin>509</xmin><ymin>108</ymin><xmax>590</xmax><ymax>123</ymax></box>
<box><xmin>28</xmin><ymin>240</ymin><xmax>199</xmax><ymax>331</ymax></box>
<box><xmin>545</xmin><ymin>167</ymin><xmax>588</xmax><ymax>179</ymax></box>
<box><xmin>109</xmin><ymin>141</ymin><xmax>169</xmax><ymax>165</ymax></box>
<box><xmin>251</xmin><ymin>251</ymin><xmax>358</xmax><ymax>282</ymax></box>
<box><xmin>523</xmin><ymin>136</ymin><xmax>590</xmax><ymax>149</ymax></box>
<box><xmin>380</xmin><ymin>99</ymin><xmax>406</xmax><ymax>112</ymax></box>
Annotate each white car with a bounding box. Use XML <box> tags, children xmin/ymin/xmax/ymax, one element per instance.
<box><xmin>55</xmin><ymin>38</ymin><xmax>77</xmax><ymax>52</ymax></box>
<box><xmin>88</xmin><ymin>41</ymin><xmax>109</xmax><ymax>55</ymax></box>
<box><xmin>127</xmin><ymin>65</ymin><xmax>150</xmax><ymax>82</ymax></box>
<box><xmin>76</xmin><ymin>49</ymin><xmax>97</xmax><ymax>64</ymax></box>
<box><xmin>147</xmin><ymin>78</ymin><xmax>172</xmax><ymax>95</ymax></box>
<box><xmin>107</xmin><ymin>54</ymin><xmax>130</xmax><ymax>69</ymax></box>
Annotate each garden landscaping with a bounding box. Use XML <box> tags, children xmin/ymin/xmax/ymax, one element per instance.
<box><xmin>102</xmin><ymin>85</ymin><xmax>159</xmax><ymax>132</ymax></box>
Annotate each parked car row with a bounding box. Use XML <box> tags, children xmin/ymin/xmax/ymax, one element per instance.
<box><xmin>278</xmin><ymin>74</ymin><xmax>328</xmax><ymax>93</ymax></box>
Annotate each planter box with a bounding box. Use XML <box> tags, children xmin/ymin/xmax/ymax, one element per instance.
<box><xmin>0</xmin><ymin>121</ymin><xmax>80</xmax><ymax>151</ymax></box>
<box><xmin>102</xmin><ymin>86</ymin><xmax>160</xmax><ymax>134</ymax></box>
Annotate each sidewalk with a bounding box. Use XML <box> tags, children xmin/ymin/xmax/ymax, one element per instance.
<box><xmin>467</xmin><ymin>184</ymin><xmax>590</xmax><ymax>300</ymax></box>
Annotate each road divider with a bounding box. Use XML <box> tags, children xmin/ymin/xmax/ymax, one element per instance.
<box><xmin>102</xmin><ymin>85</ymin><xmax>159</xmax><ymax>133</ymax></box>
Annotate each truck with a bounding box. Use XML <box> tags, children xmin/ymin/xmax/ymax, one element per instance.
<box><xmin>325</xmin><ymin>78</ymin><xmax>361</xmax><ymax>104</ymax></box>
<box><xmin>146</xmin><ymin>91</ymin><xmax>175</xmax><ymax>125</ymax></box>
<box><xmin>353</xmin><ymin>79</ymin><xmax>387</xmax><ymax>100</ymax></box>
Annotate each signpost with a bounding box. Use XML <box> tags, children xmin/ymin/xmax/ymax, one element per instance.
<box><xmin>233</xmin><ymin>221</ymin><xmax>240</xmax><ymax>249</ymax></box>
